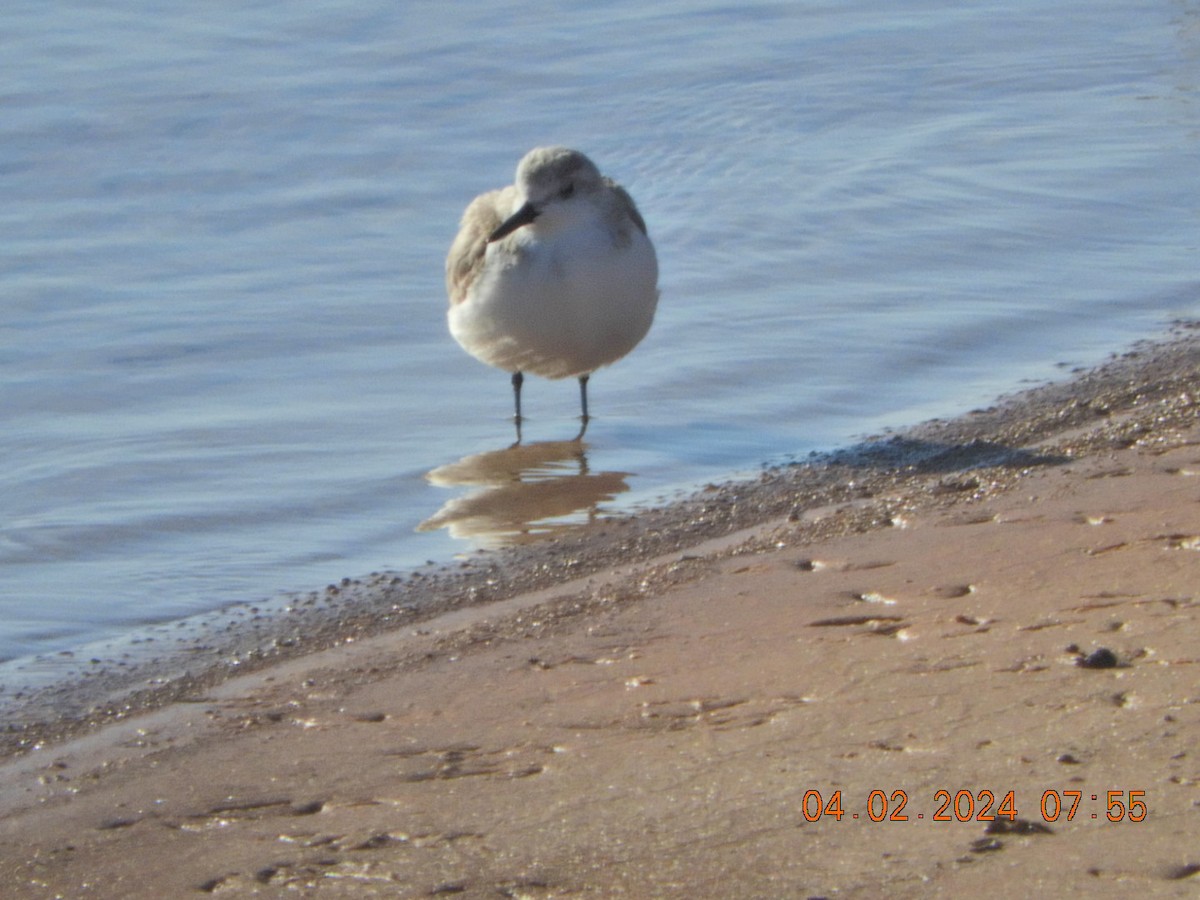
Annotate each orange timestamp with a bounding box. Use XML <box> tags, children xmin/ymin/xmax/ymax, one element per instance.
<box><xmin>801</xmin><ymin>789</ymin><xmax>1148</xmax><ymax>823</ymax></box>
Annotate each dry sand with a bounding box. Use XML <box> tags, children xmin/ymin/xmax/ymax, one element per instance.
<box><xmin>1</xmin><ymin>331</ymin><xmax>1198</xmax><ymax>898</ymax></box>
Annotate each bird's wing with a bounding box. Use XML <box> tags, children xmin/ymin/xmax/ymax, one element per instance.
<box><xmin>445</xmin><ymin>186</ymin><xmax>517</xmax><ymax>305</ymax></box>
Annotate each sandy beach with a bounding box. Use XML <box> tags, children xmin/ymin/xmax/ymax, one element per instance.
<box><xmin>2</xmin><ymin>330</ymin><xmax>1198</xmax><ymax>898</ymax></box>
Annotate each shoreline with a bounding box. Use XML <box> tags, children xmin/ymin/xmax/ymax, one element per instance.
<box><xmin>3</xmin><ymin>323</ymin><xmax>1198</xmax><ymax>758</ymax></box>
<box><xmin>1</xmin><ymin>324</ymin><xmax>1198</xmax><ymax>896</ymax></box>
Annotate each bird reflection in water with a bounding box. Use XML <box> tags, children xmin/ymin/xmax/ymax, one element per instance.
<box><xmin>418</xmin><ymin>440</ymin><xmax>630</xmax><ymax>545</ymax></box>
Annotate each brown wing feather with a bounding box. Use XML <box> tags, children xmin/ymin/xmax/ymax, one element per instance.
<box><xmin>605</xmin><ymin>178</ymin><xmax>648</xmax><ymax>236</ymax></box>
<box><xmin>445</xmin><ymin>187</ymin><xmax>515</xmax><ymax>305</ymax></box>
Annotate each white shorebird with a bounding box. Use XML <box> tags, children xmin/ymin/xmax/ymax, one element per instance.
<box><xmin>445</xmin><ymin>146</ymin><xmax>659</xmax><ymax>439</ymax></box>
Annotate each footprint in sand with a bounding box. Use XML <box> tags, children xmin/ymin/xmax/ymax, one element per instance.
<box><xmin>846</xmin><ymin>590</ymin><xmax>898</xmax><ymax>605</ymax></box>
<box><xmin>931</xmin><ymin>584</ymin><xmax>976</xmax><ymax>599</ymax></box>
<box><xmin>807</xmin><ymin>614</ymin><xmax>909</xmax><ymax>638</ymax></box>
<box><xmin>795</xmin><ymin>558</ymin><xmax>896</xmax><ymax>572</ymax></box>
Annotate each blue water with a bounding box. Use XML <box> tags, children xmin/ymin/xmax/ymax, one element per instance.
<box><xmin>2</xmin><ymin>0</ymin><xmax>1198</xmax><ymax>671</ymax></box>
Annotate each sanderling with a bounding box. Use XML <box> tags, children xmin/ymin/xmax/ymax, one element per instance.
<box><xmin>445</xmin><ymin>146</ymin><xmax>659</xmax><ymax>439</ymax></box>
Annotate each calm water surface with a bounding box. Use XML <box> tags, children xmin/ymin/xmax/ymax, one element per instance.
<box><xmin>2</xmin><ymin>0</ymin><xmax>1198</xmax><ymax>674</ymax></box>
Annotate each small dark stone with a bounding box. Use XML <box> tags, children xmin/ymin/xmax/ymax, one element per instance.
<box><xmin>353</xmin><ymin>832</ymin><xmax>395</xmax><ymax>850</ymax></box>
<box><xmin>970</xmin><ymin>837</ymin><xmax>1004</xmax><ymax>853</ymax></box>
<box><xmin>96</xmin><ymin>817</ymin><xmax>138</xmax><ymax>831</ymax></box>
<box><xmin>985</xmin><ymin>818</ymin><xmax>1053</xmax><ymax>836</ymax></box>
<box><xmin>1076</xmin><ymin>647</ymin><xmax>1119</xmax><ymax>669</ymax></box>
<box><xmin>1165</xmin><ymin>862</ymin><xmax>1200</xmax><ymax>880</ymax></box>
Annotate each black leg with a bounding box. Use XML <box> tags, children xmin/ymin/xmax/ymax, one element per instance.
<box><xmin>575</xmin><ymin>374</ymin><xmax>590</xmax><ymax>440</ymax></box>
<box><xmin>511</xmin><ymin>370</ymin><xmax>524</xmax><ymax>420</ymax></box>
<box><xmin>578</xmin><ymin>374</ymin><xmax>590</xmax><ymax>421</ymax></box>
<box><xmin>511</xmin><ymin>370</ymin><xmax>524</xmax><ymax>443</ymax></box>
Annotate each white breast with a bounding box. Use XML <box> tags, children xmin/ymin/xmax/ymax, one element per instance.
<box><xmin>449</xmin><ymin>220</ymin><xmax>659</xmax><ymax>380</ymax></box>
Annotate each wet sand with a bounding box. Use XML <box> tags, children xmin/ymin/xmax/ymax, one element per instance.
<box><xmin>1</xmin><ymin>328</ymin><xmax>1198</xmax><ymax>897</ymax></box>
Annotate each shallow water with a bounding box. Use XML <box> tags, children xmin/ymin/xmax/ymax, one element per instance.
<box><xmin>2</xmin><ymin>0</ymin><xmax>1198</xmax><ymax>675</ymax></box>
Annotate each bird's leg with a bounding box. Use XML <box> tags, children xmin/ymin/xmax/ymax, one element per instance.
<box><xmin>511</xmin><ymin>370</ymin><xmax>524</xmax><ymax>442</ymax></box>
<box><xmin>578</xmin><ymin>373</ymin><xmax>590</xmax><ymax>422</ymax></box>
<box><xmin>574</xmin><ymin>373</ymin><xmax>591</xmax><ymax>441</ymax></box>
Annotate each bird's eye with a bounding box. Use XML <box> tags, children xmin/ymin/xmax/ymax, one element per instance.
<box><xmin>559</xmin><ymin>183</ymin><xmax>575</xmax><ymax>199</ymax></box>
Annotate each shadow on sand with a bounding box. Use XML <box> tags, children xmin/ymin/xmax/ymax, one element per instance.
<box><xmin>819</xmin><ymin>435</ymin><xmax>1071</xmax><ymax>475</ymax></box>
